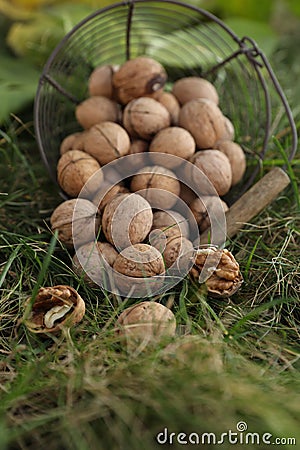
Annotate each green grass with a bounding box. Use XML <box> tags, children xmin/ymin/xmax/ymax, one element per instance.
<box><xmin>1</xmin><ymin>44</ymin><xmax>300</xmax><ymax>450</ymax></box>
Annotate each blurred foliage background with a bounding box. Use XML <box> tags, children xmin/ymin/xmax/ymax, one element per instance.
<box><xmin>0</xmin><ymin>0</ymin><xmax>300</xmax><ymax>123</ymax></box>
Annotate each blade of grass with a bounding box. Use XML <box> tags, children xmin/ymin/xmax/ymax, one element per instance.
<box><xmin>22</xmin><ymin>230</ymin><xmax>58</xmax><ymax>321</ymax></box>
<box><xmin>273</xmin><ymin>136</ymin><xmax>300</xmax><ymax>209</ymax></box>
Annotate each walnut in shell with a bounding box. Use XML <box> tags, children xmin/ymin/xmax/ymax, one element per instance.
<box><xmin>178</xmin><ymin>98</ymin><xmax>228</xmax><ymax>149</ymax></box>
<box><xmin>123</xmin><ymin>97</ymin><xmax>170</xmax><ymax>140</ymax></box>
<box><xmin>112</xmin><ymin>244</ymin><xmax>165</xmax><ymax>297</ymax></box>
<box><xmin>113</xmin><ymin>56</ymin><xmax>167</xmax><ymax>104</ymax></box>
<box><xmin>158</xmin><ymin>91</ymin><xmax>180</xmax><ymax>125</ymax></box>
<box><xmin>190</xmin><ymin>247</ymin><xmax>243</xmax><ymax>298</ymax></box>
<box><xmin>75</xmin><ymin>96</ymin><xmax>120</xmax><ymax>129</ymax></box>
<box><xmin>72</xmin><ymin>241</ymin><xmax>118</xmax><ymax>286</ymax></box>
<box><xmin>101</xmin><ymin>193</ymin><xmax>153</xmax><ymax>250</ymax></box>
<box><xmin>190</xmin><ymin>195</ymin><xmax>229</xmax><ymax>233</ymax></box>
<box><xmin>179</xmin><ymin>182</ymin><xmax>197</xmax><ymax>206</ymax></box>
<box><xmin>57</xmin><ymin>149</ymin><xmax>103</xmax><ymax>198</ymax></box>
<box><xmin>60</xmin><ymin>132</ymin><xmax>86</xmax><ymax>155</ymax></box>
<box><xmin>152</xmin><ymin>232</ymin><xmax>194</xmax><ymax>271</ymax></box>
<box><xmin>92</xmin><ymin>183</ymin><xmax>129</xmax><ymax>213</ymax></box>
<box><xmin>149</xmin><ymin>126</ymin><xmax>196</xmax><ymax>167</ymax></box>
<box><xmin>151</xmin><ymin>210</ymin><xmax>190</xmax><ymax>239</ymax></box>
<box><xmin>50</xmin><ymin>198</ymin><xmax>100</xmax><ymax>247</ymax></box>
<box><xmin>214</xmin><ymin>140</ymin><xmax>246</xmax><ymax>186</ymax></box>
<box><xmin>115</xmin><ymin>301</ymin><xmax>176</xmax><ymax>350</ymax></box>
<box><xmin>189</xmin><ymin>150</ymin><xmax>232</xmax><ymax>196</ymax></box>
<box><xmin>23</xmin><ymin>285</ymin><xmax>85</xmax><ymax>334</ymax></box>
<box><xmin>83</xmin><ymin>121</ymin><xmax>130</xmax><ymax>165</ymax></box>
<box><xmin>172</xmin><ymin>76</ymin><xmax>219</xmax><ymax>105</ymax></box>
<box><xmin>88</xmin><ymin>64</ymin><xmax>119</xmax><ymax>98</ymax></box>
<box><xmin>130</xmin><ymin>165</ymin><xmax>180</xmax><ymax>209</ymax></box>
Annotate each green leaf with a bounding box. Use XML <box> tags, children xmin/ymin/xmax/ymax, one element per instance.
<box><xmin>7</xmin><ymin>4</ymin><xmax>95</xmax><ymax>67</ymax></box>
<box><xmin>0</xmin><ymin>54</ymin><xmax>40</xmax><ymax>123</ymax></box>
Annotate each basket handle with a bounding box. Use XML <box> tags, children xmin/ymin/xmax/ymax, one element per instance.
<box><xmin>200</xmin><ymin>166</ymin><xmax>290</xmax><ymax>242</ymax></box>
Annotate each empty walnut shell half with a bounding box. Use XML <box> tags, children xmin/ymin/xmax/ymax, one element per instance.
<box><xmin>190</xmin><ymin>247</ymin><xmax>243</xmax><ymax>298</ymax></box>
<box><xmin>23</xmin><ymin>285</ymin><xmax>85</xmax><ymax>334</ymax></box>
<box><xmin>115</xmin><ymin>301</ymin><xmax>176</xmax><ymax>350</ymax></box>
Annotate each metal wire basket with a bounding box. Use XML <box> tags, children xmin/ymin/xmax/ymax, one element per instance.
<box><xmin>34</xmin><ymin>0</ymin><xmax>297</xmax><ymax>203</ymax></box>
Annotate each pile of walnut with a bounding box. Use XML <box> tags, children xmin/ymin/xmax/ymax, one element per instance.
<box><xmin>50</xmin><ymin>56</ymin><xmax>244</xmax><ymax>299</ymax></box>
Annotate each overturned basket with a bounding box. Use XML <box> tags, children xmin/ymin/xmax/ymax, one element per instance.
<box><xmin>34</xmin><ymin>0</ymin><xmax>297</xmax><ymax>239</ymax></box>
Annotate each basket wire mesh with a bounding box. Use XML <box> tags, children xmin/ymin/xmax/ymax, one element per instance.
<box><xmin>34</xmin><ymin>0</ymin><xmax>297</xmax><ymax>203</ymax></box>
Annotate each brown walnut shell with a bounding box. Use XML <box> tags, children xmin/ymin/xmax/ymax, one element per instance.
<box><xmin>88</xmin><ymin>64</ymin><xmax>119</xmax><ymax>98</ymax></box>
<box><xmin>214</xmin><ymin>140</ymin><xmax>246</xmax><ymax>186</ymax></box>
<box><xmin>57</xmin><ymin>149</ymin><xmax>103</xmax><ymax>198</ymax></box>
<box><xmin>172</xmin><ymin>76</ymin><xmax>219</xmax><ymax>105</ymax></box>
<box><xmin>130</xmin><ymin>165</ymin><xmax>180</xmax><ymax>209</ymax></box>
<box><xmin>75</xmin><ymin>96</ymin><xmax>120</xmax><ymax>129</ymax></box>
<box><xmin>151</xmin><ymin>210</ymin><xmax>190</xmax><ymax>239</ymax></box>
<box><xmin>92</xmin><ymin>183</ymin><xmax>129</xmax><ymax>213</ymax></box>
<box><xmin>158</xmin><ymin>91</ymin><xmax>180</xmax><ymax>125</ymax></box>
<box><xmin>50</xmin><ymin>198</ymin><xmax>100</xmax><ymax>248</ymax></box>
<box><xmin>72</xmin><ymin>241</ymin><xmax>118</xmax><ymax>286</ymax></box>
<box><xmin>123</xmin><ymin>97</ymin><xmax>170</xmax><ymax>140</ymax></box>
<box><xmin>189</xmin><ymin>150</ymin><xmax>232</xmax><ymax>196</ymax></box>
<box><xmin>23</xmin><ymin>285</ymin><xmax>85</xmax><ymax>334</ymax></box>
<box><xmin>190</xmin><ymin>195</ymin><xmax>229</xmax><ymax>233</ymax></box>
<box><xmin>178</xmin><ymin>98</ymin><xmax>228</xmax><ymax>149</ymax></box>
<box><xmin>60</xmin><ymin>132</ymin><xmax>86</xmax><ymax>155</ymax></box>
<box><xmin>83</xmin><ymin>121</ymin><xmax>130</xmax><ymax>165</ymax></box>
<box><xmin>101</xmin><ymin>193</ymin><xmax>153</xmax><ymax>249</ymax></box>
<box><xmin>112</xmin><ymin>56</ymin><xmax>167</xmax><ymax>104</ymax></box>
<box><xmin>190</xmin><ymin>247</ymin><xmax>243</xmax><ymax>298</ymax></box>
<box><xmin>149</xmin><ymin>126</ymin><xmax>196</xmax><ymax>167</ymax></box>
<box><xmin>115</xmin><ymin>301</ymin><xmax>176</xmax><ymax>350</ymax></box>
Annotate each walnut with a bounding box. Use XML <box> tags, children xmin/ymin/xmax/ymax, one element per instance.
<box><xmin>179</xmin><ymin>182</ymin><xmax>197</xmax><ymax>206</ymax></box>
<box><xmin>130</xmin><ymin>165</ymin><xmax>180</xmax><ymax>209</ymax></box>
<box><xmin>112</xmin><ymin>56</ymin><xmax>167</xmax><ymax>104</ymax></box>
<box><xmin>149</xmin><ymin>126</ymin><xmax>195</xmax><ymax>168</ymax></box>
<box><xmin>158</xmin><ymin>91</ymin><xmax>180</xmax><ymax>125</ymax></box>
<box><xmin>172</xmin><ymin>76</ymin><xmax>219</xmax><ymax>105</ymax></box>
<box><xmin>178</xmin><ymin>98</ymin><xmax>228</xmax><ymax>149</ymax></box>
<box><xmin>115</xmin><ymin>301</ymin><xmax>176</xmax><ymax>350</ymax></box>
<box><xmin>23</xmin><ymin>285</ymin><xmax>85</xmax><ymax>334</ymax></box>
<box><xmin>112</xmin><ymin>244</ymin><xmax>165</xmax><ymax>297</ymax></box>
<box><xmin>123</xmin><ymin>97</ymin><xmax>170</xmax><ymax>140</ymax></box>
<box><xmin>152</xmin><ymin>232</ymin><xmax>194</xmax><ymax>270</ymax></box>
<box><xmin>72</xmin><ymin>241</ymin><xmax>118</xmax><ymax>286</ymax></box>
<box><xmin>189</xmin><ymin>150</ymin><xmax>232</xmax><ymax>196</ymax></box>
<box><xmin>151</xmin><ymin>210</ymin><xmax>190</xmax><ymax>239</ymax></box>
<box><xmin>92</xmin><ymin>183</ymin><xmax>129</xmax><ymax>213</ymax></box>
<box><xmin>214</xmin><ymin>140</ymin><xmax>246</xmax><ymax>186</ymax></box>
<box><xmin>88</xmin><ymin>64</ymin><xmax>119</xmax><ymax>98</ymax></box>
<box><xmin>101</xmin><ymin>193</ymin><xmax>153</xmax><ymax>250</ymax></box>
<box><xmin>190</xmin><ymin>247</ymin><xmax>243</xmax><ymax>298</ymax></box>
<box><xmin>57</xmin><ymin>149</ymin><xmax>103</xmax><ymax>198</ymax></box>
<box><xmin>83</xmin><ymin>121</ymin><xmax>130</xmax><ymax>165</ymax></box>
<box><xmin>223</xmin><ymin>117</ymin><xmax>235</xmax><ymax>141</ymax></box>
<box><xmin>75</xmin><ymin>96</ymin><xmax>120</xmax><ymax>129</ymax></box>
<box><xmin>60</xmin><ymin>132</ymin><xmax>85</xmax><ymax>155</ymax></box>
<box><xmin>50</xmin><ymin>198</ymin><xmax>100</xmax><ymax>247</ymax></box>
<box><xmin>190</xmin><ymin>195</ymin><xmax>229</xmax><ymax>233</ymax></box>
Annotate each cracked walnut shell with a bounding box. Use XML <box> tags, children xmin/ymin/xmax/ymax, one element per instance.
<box><xmin>23</xmin><ymin>285</ymin><xmax>85</xmax><ymax>334</ymax></box>
<box><xmin>190</xmin><ymin>247</ymin><xmax>243</xmax><ymax>298</ymax></box>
